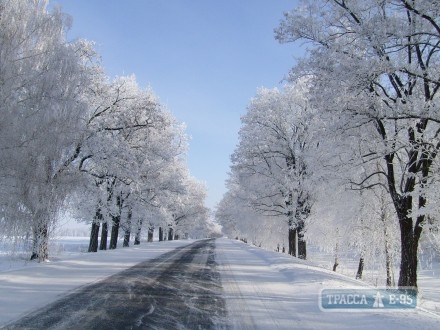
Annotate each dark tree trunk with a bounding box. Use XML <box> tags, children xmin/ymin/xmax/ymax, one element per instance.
<box><xmin>398</xmin><ymin>213</ymin><xmax>420</xmax><ymax>288</ymax></box>
<box><xmin>134</xmin><ymin>219</ymin><xmax>142</xmax><ymax>245</ymax></box>
<box><xmin>159</xmin><ymin>227</ymin><xmax>164</xmax><ymax>241</ymax></box>
<box><xmin>389</xmin><ymin>187</ymin><xmax>422</xmax><ymax>288</ymax></box>
<box><xmin>295</xmin><ymin>193</ymin><xmax>310</xmax><ymax>260</ymax></box>
<box><xmin>88</xmin><ymin>222</ymin><xmax>100</xmax><ymax>253</ymax></box>
<box><xmin>286</xmin><ymin>189</ymin><xmax>297</xmax><ymax>258</ymax></box>
<box><xmin>297</xmin><ymin>234</ymin><xmax>306</xmax><ymax>259</ymax></box>
<box><xmin>88</xmin><ymin>204</ymin><xmax>102</xmax><ymax>253</ymax></box>
<box><xmin>109</xmin><ymin>195</ymin><xmax>123</xmax><ymax>250</ymax></box>
<box><xmin>99</xmin><ymin>222</ymin><xmax>108</xmax><ymax>250</ymax></box>
<box><xmin>123</xmin><ymin>208</ymin><xmax>132</xmax><ymax>247</ymax></box>
<box><xmin>168</xmin><ymin>227</ymin><xmax>174</xmax><ymax>241</ymax></box>
<box><xmin>123</xmin><ymin>230</ymin><xmax>130</xmax><ymax>247</ymax></box>
<box><xmin>396</xmin><ymin>158</ymin><xmax>426</xmax><ymax>289</ymax></box>
<box><xmin>174</xmin><ymin>234</ymin><xmax>179</xmax><ymax>240</ymax></box>
<box><xmin>381</xmin><ymin>127</ymin><xmax>430</xmax><ymax>289</ymax></box>
<box><xmin>288</xmin><ymin>227</ymin><xmax>296</xmax><ymax>257</ymax></box>
<box><xmin>297</xmin><ymin>219</ymin><xmax>306</xmax><ymax>260</ymax></box>
<box><xmin>109</xmin><ymin>216</ymin><xmax>120</xmax><ymax>250</ymax></box>
<box><xmin>356</xmin><ymin>256</ymin><xmax>364</xmax><ymax>280</ymax></box>
<box><xmin>147</xmin><ymin>226</ymin><xmax>154</xmax><ymax>242</ymax></box>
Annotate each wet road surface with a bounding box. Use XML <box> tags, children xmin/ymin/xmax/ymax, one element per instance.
<box><xmin>4</xmin><ymin>239</ymin><xmax>229</xmax><ymax>330</ymax></box>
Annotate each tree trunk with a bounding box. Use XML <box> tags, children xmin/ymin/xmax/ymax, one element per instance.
<box><xmin>356</xmin><ymin>255</ymin><xmax>364</xmax><ymax>280</ymax></box>
<box><xmin>88</xmin><ymin>222</ymin><xmax>100</xmax><ymax>253</ymax></box>
<box><xmin>397</xmin><ymin>215</ymin><xmax>420</xmax><ymax>288</ymax></box>
<box><xmin>379</xmin><ymin>192</ymin><xmax>395</xmax><ymax>287</ymax></box>
<box><xmin>123</xmin><ymin>208</ymin><xmax>132</xmax><ymax>247</ymax></box>
<box><xmin>109</xmin><ymin>217</ymin><xmax>120</xmax><ymax>249</ymax></box>
<box><xmin>295</xmin><ymin>193</ymin><xmax>310</xmax><ymax>260</ymax></box>
<box><xmin>99</xmin><ymin>222</ymin><xmax>108</xmax><ymax>250</ymax></box>
<box><xmin>159</xmin><ymin>227</ymin><xmax>163</xmax><ymax>241</ymax></box>
<box><xmin>109</xmin><ymin>195</ymin><xmax>123</xmax><ymax>250</ymax></box>
<box><xmin>389</xmin><ymin>191</ymin><xmax>422</xmax><ymax>288</ymax></box>
<box><xmin>88</xmin><ymin>204</ymin><xmax>102</xmax><ymax>253</ymax></box>
<box><xmin>385</xmin><ymin>239</ymin><xmax>394</xmax><ymax>287</ymax></box>
<box><xmin>297</xmin><ymin>235</ymin><xmax>306</xmax><ymax>259</ymax></box>
<box><xmin>123</xmin><ymin>230</ymin><xmax>130</xmax><ymax>247</ymax></box>
<box><xmin>333</xmin><ymin>239</ymin><xmax>339</xmax><ymax>272</ymax></box>
<box><xmin>168</xmin><ymin>227</ymin><xmax>174</xmax><ymax>241</ymax></box>
<box><xmin>395</xmin><ymin>172</ymin><xmax>425</xmax><ymax>288</ymax></box>
<box><xmin>297</xmin><ymin>219</ymin><xmax>306</xmax><ymax>259</ymax></box>
<box><xmin>383</xmin><ymin>136</ymin><xmax>428</xmax><ymax>289</ymax></box>
<box><xmin>384</xmin><ymin>229</ymin><xmax>395</xmax><ymax>287</ymax></box>
<box><xmin>174</xmin><ymin>234</ymin><xmax>179</xmax><ymax>240</ymax></box>
<box><xmin>134</xmin><ymin>219</ymin><xmax>142</xmax><ymax>245</ymax></box>
<box><xmin>148</xmin><ymin>226</ymin><xmax>154</xmax><ymax>242</ymax></box>
<box><xmin>288</xmin><ymin>227</ymin><xmax>296</xmax><ymax>257</ymax></box>
<box><xmin>30</xmin><ymin>220</ymin><xmax>49</xmax><ymax>262</ymax></box>
<box><xmin>101</xmin><ymin>178</ymin><xmax>115</xmax><ymax>250</ymax></box>
<box><xmin>286</xmin><ymin>189</ymin><xmax>296</xmax><ymax>257</ymax></box>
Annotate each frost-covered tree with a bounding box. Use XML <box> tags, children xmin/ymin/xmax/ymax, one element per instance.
<box><xmin>276</xmin><ymin>0</ymin><xmax>440</xmax><ymax>287</ymax></box>
<box><xmin>216</xmin><ymin>187</ymin><xmax>287</xmax><ymax>250</ymax></box>
<box><xmin>227</xmin><ymin>83</ymin><xmax>314</xmax><ymax>258</ymax></box>
<box><xmin>164</xmin><ymin>173</ymin><xmax>209</xmax><ymax>240</ymax></box>
<box><xmin>306</xmin><ymin>175</ymin><xmax>400</xmax><ymax>285</ymax></box>
<box><xmin>0</xmin><ymin>0</ymin><xmax>97</xmax><ymax>261</ymax></box>
<box><xmin>0</xmin><ymin>0</ymin><xmax>207</xmax><ymax>260</ymax></box>
<box><xmin>75</xmin><ymin>75</ymin><xmax>191</xmax><ymax>249</ymax></box>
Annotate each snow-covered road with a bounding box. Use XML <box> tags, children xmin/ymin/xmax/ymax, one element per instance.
<box><xmin>3</xmin><ymin>239</ymin><xmax>227</xmax><ymax>329</ymax></box>
<box><xmin>1</xmin><ymin>238</ymin><xmax>440</xmax><ymax>329</ymax></box>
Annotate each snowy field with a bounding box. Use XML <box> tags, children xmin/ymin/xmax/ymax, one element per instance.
<box><xmin>0</xmin><ymin>237</ymin><xmax>439</xmax><ymax>329</ymax></box>
<box><xmin>304</xmin><ymin>244</ymin><xmax>440</xmax><ymax>316</ymax></box>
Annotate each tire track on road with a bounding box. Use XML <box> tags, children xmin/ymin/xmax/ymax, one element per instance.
<box><xmin>4</xmin><ymin>239</ymin><xmax>229</xmax><ymax>330</ymax></box>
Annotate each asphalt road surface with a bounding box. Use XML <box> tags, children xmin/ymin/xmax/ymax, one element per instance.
<box><xmin>4</xmin><ymin>239</ymin><xmax>229</xmax><ymax>330</ymax></box>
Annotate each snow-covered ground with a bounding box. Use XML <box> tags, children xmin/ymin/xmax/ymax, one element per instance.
<box><xmin>1</xmin><ymin>237</ymin><xmax>439</xmax><ymax>329</ymax></box>
<box><xmin>216</xmin><ymin>238</ymin><xmax>440</xmax><ymax>329</ymax></box>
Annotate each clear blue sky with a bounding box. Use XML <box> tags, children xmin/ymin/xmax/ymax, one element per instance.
<box><xmin>48</xmin><ymin>0</ymin><xmax>302</xmax><ymax>209</ymax></box>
